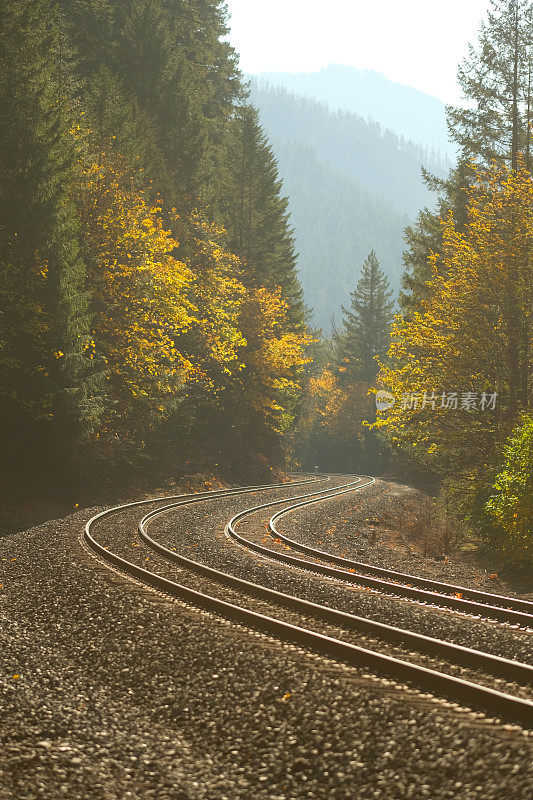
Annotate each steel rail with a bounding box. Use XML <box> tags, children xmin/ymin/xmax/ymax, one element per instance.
<box><xmin>138</xmin><ymin>500</ymin><xmax>533</xmax><ymax>686</ymax></box>
<box><xmin>269</xmin><ymin>501</ymin><xmax>533</xmax><ymax>615</ymax></box>
<box><xmin>225</xmin><ymin>484</ymin><xmax>533</xmax><ymax>628</ymax></box>
<box><xmin>82</xmin><ymin>474</ymin><xmax>326</xmax><ymax>538</ymax></box>
<box><xmin>83</xmin><ymin>483</ymin><xmax>533</xmax><ymax>727</ymax></box>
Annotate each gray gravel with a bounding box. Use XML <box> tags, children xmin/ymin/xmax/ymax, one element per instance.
<box><xmin>144</xmin><ymin>481</ymin><xmax>533</xmax><ymax>667</ymax></box>
<box><xmin>124</xmin><ymin>481</ymin><xmax>533</xmax><ymax>701</ymax></box>
<box><xmin>276</xmin><ymin>479</ymin><xmax>532</xmax><ymax>597</ymax></box>
<box><xmin>1</xmin><ymin>477</ymin><xmax>532</xmax><ymax>800</ymax></box>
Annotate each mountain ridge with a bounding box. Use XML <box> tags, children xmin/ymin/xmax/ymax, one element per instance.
<box><xmin>251</xmin><ymin>64</ymin><xmax>455</xmax><ymax>159</ymax></box>
<box><xmin>249</xmin><ymin>80</ymin><xmax>453</xmax><ymax>329</ymax></box>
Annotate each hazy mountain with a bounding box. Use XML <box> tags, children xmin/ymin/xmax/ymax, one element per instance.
<box><xmin>251</xmin><ymin>82</ymin><xmax>448</xmax><ymax>219</ymax></box>
<box><xmin>271</xmin><ymin>139</ymin><xmax>408</xmax><ymax>330</ymax></box>
<box><xmin>252</xmin><ymin>64</ymin><xmax>454</xmax><ymax>158</ymax></box>
<box><xmin>250</xmin><ymin>82</ymin><xmax>451</xmax><ymax>329</ymax></box>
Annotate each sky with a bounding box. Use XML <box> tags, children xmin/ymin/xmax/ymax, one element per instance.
<box><xmin>225</xmin><ymin>0</ymin><xmax>492</xmax><ymax>104</ymax></box>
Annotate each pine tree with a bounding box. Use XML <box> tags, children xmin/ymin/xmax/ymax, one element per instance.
<box><xmin>337</xmin><ymin>252</ymin><xmax>394</xmax><ymax>382</ymax></box>
<box><xmin>448</xmin><ymin>0</ymin><xmax>532</xmax><ymax>171</ymax></box>
<box><xmin>216</xmin><ymin>105</ymin><xmax>304</xmax><ymax>325</ymax></box>
<box><xmin>0</xmin><ymin>0</ymin><xmax>102</xmax><ymax>460</ymax></box>
<box><xmin>400</xmin><ymin>1</ymin><xmax>532</xmax><ymax>317</ymax></box>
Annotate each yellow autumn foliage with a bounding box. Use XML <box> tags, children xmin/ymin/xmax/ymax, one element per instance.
<box><xmin>237</xmin><ymin>287</ymin><xmax>312</xmax><ymax>432</ymax></box>
<box><xmin>75</xmin><ymin>154</ymin><xmax>195</xmax><ymax>426</ymax></box>
<box><xmin>74</xmin><ymin>143</ymin><xmax>310</xmax><ymax>444</ymax></box>
<box><xmin>375</xmin><ymin>162</ymin><xmax>533</xmax><ymax>479</ymax></box>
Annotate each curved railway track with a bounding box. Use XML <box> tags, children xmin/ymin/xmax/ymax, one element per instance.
<box><xmin>225</xmin><ymin>482</ymin><xmax>533</xmax><ymax>628</ymax></box>
<box><xmin>268</xmin><ymin>495</ymin><xmax>533</xmax><ymax>616</ymax></box>
<box><xmin>84</xmin><ymin>475</ymin><xmax>533</xmax><ymax>728</ymax></box>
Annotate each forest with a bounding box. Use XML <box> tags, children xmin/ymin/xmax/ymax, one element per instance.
<box><xmin>252</xmin><ymin>64</ymin><xmax>454</xmax><ymax>158</ymax></box>
<box><xmin>0</xmin><ymin>0</ymin><xmax>531</xmax><ymax>568</ymax></box>
<box><xmin>299</xmin><ymin>0</ymin><xmax>532</xmax><ymax>566</ymax></box>
<box><xmin>0</xmin><ymin>0</ymin><xmax>309</xmax><ymax>521</ymax></box>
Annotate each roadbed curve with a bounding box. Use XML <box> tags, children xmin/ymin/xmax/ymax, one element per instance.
<box><xmin>0</xmin><ymin>480</ymin><xmax>531</xmax><ymax>800</ymax></box>
<box><xmin>115</xmin><ymin>486</ymin><xmax>533</xmax><ymax>702</ymax></box>
<box><xmin>143</xmin><ymin>484</ymin><xmax>533</xmax><ymax>668</ymax></box>
<box><xmin>274</xmin><ymin>479</ymin><xmax>530</xmax><ymax>597</ymax></box>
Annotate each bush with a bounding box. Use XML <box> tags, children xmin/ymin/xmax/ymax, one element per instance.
<box><xmin>485</xmin><ymin>415</ymin><xmax>533</xmax><ymax>566</ymax></box>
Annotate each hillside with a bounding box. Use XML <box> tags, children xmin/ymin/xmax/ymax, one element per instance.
<box><xmin>253</xmin><ymin>64</ymin><xmax>454</xmax><ymax>158</ymax></box>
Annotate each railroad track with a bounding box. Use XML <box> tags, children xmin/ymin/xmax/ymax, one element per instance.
<box><xmin>225</xmin><ymin>479</ymin><xmax>533</xmax><ymax>629</ymax></box>
<box><xmin>84</xmin><ymin>475</ymin><xmax>533</xmax><ymax>728</ymax></box>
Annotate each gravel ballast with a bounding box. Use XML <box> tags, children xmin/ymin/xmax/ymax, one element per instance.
<box><xmin>145</xmin><ymin>481</ymin><xmax>533</xmax><ymax>666</ymax></box>
<box><xmin>274</xmin><ymin>479</ymin><xmax>530</xmax><ymax>597</ymax></box>
<box><xmin>1</xmin><ymin>476</ymin><xmax>532</xmax><ymax>800</ymax></box>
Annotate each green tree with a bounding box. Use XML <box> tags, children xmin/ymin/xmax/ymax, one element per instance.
<box><xmin>82</xmin><ymin>65</ymin><xmax>161</xmax><ymax>175</ymax></box>
<box><xmin>330</xmin><ymin>252</ymin><xmax>393</xmax><ymax>473</ymax></box>
<box><xmin>0</xmin><ymin>0</ymin><xmax>102</xmax><ymax>464</ymax></box>
<box><xmin>215</xmin><ymin>105</ymin><xmax>304</xmax><ymax>325</ymax></box>
<box><xmin>337</xmin><ymin>251</ymin><xmax>394</xmax><ymax>382</ymax></box>
<box><xmin>448</xmin><ymin>0</ymin><xmax>532</xmax><ymax>171</ymax></box>
<box><xmin>400</xmin><ymin>163</ymin><xmax>472</xmax><ymax>316</ymax></box>
<box><xmin>61</xmin><ymin>0</ymin><xmax>242</xmax><ymax>207</ymax></box>
<box><xmin>401</xmin><ymin>0</ymin><xmax>533</xmax><ymax>317</ymax></box>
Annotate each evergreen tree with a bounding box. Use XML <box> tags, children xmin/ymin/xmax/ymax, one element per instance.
<box><xmin>61</xmin><ymin>0</ymin><xmax>242</xmax><ymax>207</ymax></box>
<box><xmin>82</xmin><ymin>65</ymin><xmax>161</xmax><ymax>175</ymax></box>
<box><xmin>337</xmin><ymin>252</ymin><xmax>394</xmax><ymax>382</ymax></box>
<box><xmin>401</xmin><ymin>0</ymin><xmax>532</xmax><ymax>317</ymax></box>
<box><xmin>113</xmin><ymin>0</ymin><xmax>206</xmax><ymax>204</ymax></box>
<box><xmin>295</xmin><ymin>254</ymin><xmax>393</xmax><ymax>475</ymax></box>
<box><xmin>0</xmin><ymin>0</ymin><xmax>312</xmax><ymax>513</ymax></box>
<box><xmin>216</xmin><ymin>105</ymin><xmax>304</xmax><ymax>325</ymax></box>
<box><xmin>0</xmin><ymin>0</ymin><xmax>102</xmax><ymax>464</ymax></box>
<box><xmin>399</xmin><ymin>162</ymin><xmax>472</xmax><ymax>316</ymax></box>
<box><xmin>448</xmin><ymin>0</ymin><xmax>532</xmax><ymax>171</ymax></box>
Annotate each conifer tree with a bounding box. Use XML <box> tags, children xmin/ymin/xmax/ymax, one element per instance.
<box><xmin>113</xmin><ymin>0</ymin><xmax>205</xmax><ymax>204</ymax></box>
<box><xmin>0</xmin><ymin>0</ymin><xmax>102</xmax><ymax>458</ymax></box>
<box><xmin>216</xmin><ymin>105</ymin><xmax>304</xmax><ymax>325</ymax></box>
<box><xmin>399</xmin><ymin>162</ymin><xmax>473</xmax><ymax>316</ymax></box>
<box><xmin>61</xmin><ymin>0</ymin><xmax>242</xmax><ymax>207</ymax></box>
<box><xmin>83</xmin><ymin>66</ymin><xmax>159</xmax><ymax>172</ymax></box>
<box><xmin>401</xmin><ymin>0</ymin><xmax>532</xmax><ymax>317</ymax></box>
<box><xmin>337</xmin><ymin>252</ymin><xmax>394</xmax><ymax>382</ymax></box>
<box><xmin>448</xmin><ymin>0</ymin><xmax>532</xmax><ymax>171</ymax></box>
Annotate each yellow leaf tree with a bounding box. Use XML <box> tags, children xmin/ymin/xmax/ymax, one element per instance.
<box><xmin>375</xmin><ymin>161</ymin><xmax>532</xmax><ymax>503</ymax></box>
<box><xmin>75</xmin><ymin>152</ymin><xmax>196</xmax><ymax>435</ymax></box>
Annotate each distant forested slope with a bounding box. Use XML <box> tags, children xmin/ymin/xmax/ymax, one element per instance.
<box><xmin>250</xmin><ymin>82</ymin><xmax>449</xmax><ymax>328</ymax></box>
<box><xmin>270</xmin><ymin>140</ymin><xmax>408</xmax><ymax>329</ymax></box>
<box><xmin>253</xmin><ymin>65</ymin><xmax>454</xmax><ymax>158</ymax></box>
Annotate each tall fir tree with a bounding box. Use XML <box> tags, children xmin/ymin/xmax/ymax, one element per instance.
<box><xmin>337</xmin><ymin>251</ymin><xmax>394</xmax><ymax>383</ymax></box>
<box><xmin>60</xmin><ymin>0</ymin><xmax>242</xmax><ymax>208</ymax></box>
<box><xmin>401</xmin><ymin>0</ymin><xmax>532</xmax><ymax>317</ymax></box>
<box><xmin>82</xmin><ymin>65</ymin><xmax>161</xmax><ymax>173</ymax></box>
<box><xmin>0</xmin><ymin>0</ymin><xmax>102</xmax><ymax>469</ymax></box>
<box><xmin>0</xmin><ymin>0</ymin><xmax>312</xmax><ymax>513</ymax></box>
<box><xmin>215</xmin><ymin>104</ymin><xmax>304</xmax><ymax>325</ymax></box>
<box><xmin>448</xmin><ymin>0</ymin><xmax>532</xmax><ymax>171</ymax></box>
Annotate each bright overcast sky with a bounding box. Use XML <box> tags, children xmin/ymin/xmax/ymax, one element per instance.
<box><xmin>225</xmin><ymin>0</ymin><xmax>491</xmax><ymax>104</ymax></box>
